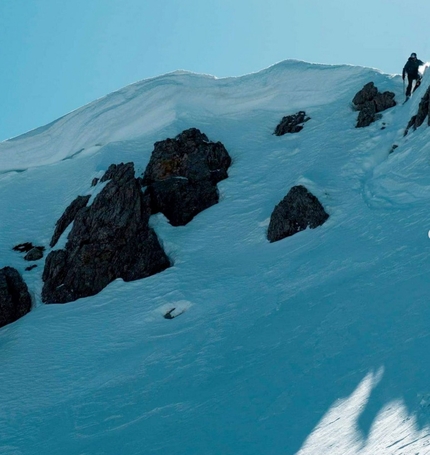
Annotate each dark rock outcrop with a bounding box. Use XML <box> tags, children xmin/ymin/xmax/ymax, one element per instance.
<box><xmin>274</xmin><ymin>111</ymin><xmax>310</xmax><ymax>136</ymax></box>
<box><xmin>405</xmin><ymin>85</ymin><xmax>430</xmax><ymax>134</ymax></box>
<box><xmin>145</xmin><ymin>178</ymin><xmax>219</xmax><ymax>227</ymax></box>
<box><xmin>352</xmin><ymin>82</ymin><xmax>396</xmax><ymax>127</ymax></box>
<box><xmin>13</xmin><ymin>242</ymin><xmax>45</xmax><ymax>261</ymax></box>
<box><xmin>0</xmin><ymin>267</ymin><xmax>32</xmax><ymax>328</ymax></box>
<box><xmin>142</xmin><ymin>128</ymin><xmax>231</xmax><ymax>226</ymax></box>
<box><xmin>356</xmin><ymin>102</ymin><xmax>378</xmax><ymax>128</ymax></box>
<box><xmin>50</xmin><ymin>195</ymin><xmax>91</xmax><ymax>247</ymax></box>
<box><xmin>13</xmin><ymin>242</ymin><xmax>34</xmax><ymax>253</ymax></box>
<box><xmin>389</xmin><ymin>144</ymin><xmax>399</xmax><ymax>154</ymax></box>
<box><xmin>352</xmin><ymin>82</ymin><xmax>378</xmax><ymax>106</ymax></box>
<box><xmin>42</xmin><ymin>162</ymin><xmax>171</xmax><ymax>304</ymax></box>
<box><xmin>373</xmin><ymin>92</ymin><xmax>396</xmax><ymax>113</ymax></box>
<box><xmin>267</xmin><ymin>185</ymin><xmax>329</xmax><ymax>243</ymax></box>
<box><xmin>24</xmin><ymin>247</ymin><xmax>44</xmax><ymax>261</ymax></box>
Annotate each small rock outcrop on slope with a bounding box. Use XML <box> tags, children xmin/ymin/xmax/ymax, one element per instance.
<box><xmin>142</xmin><ymin>128</ymin><xmax>232</xmax><ymax>226</ymax></box>
<box><xmin>13</xmin><ymin>242</ymin><xmax>34</xmax><ymax>253</ymax></box>
<box><xmin>352</xmin><ymin>82</ymin><xmax>396</xmax><ymax>128</ymax></box>
<box><xmin>24</xmin><ymin>247</ymin><xmax>44</xmax><ymax>261</ymax></box>
<box><xmin>0</xmin><ymin>267</ymin><xmax>32</xmax><ymax>328</ymax></box>
<box><xmin>274</xmin><ymin>111</ymin><xmax>310</xmax><ymax>136</ymax></box>
<box><xmin>13</xmin><ymin>242</ymin><xmax>45</xmax><ymax>262</ymax></box>
<box><xmin>405</xmin><ymin>85</ymin><xmax>430</xmax><ymax>134</ymax></box>
<box><xmin>42</xmin><ymin>163</ymin><xmax>171</xmax><ymax>304</ymax></box>
<box><xmin>267</xmin><ymin>185</ymin><xmax>329</xmax><ymax>243</ymax></box>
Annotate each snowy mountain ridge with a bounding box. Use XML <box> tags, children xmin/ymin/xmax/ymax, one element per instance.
<box><xmin>1</xmin><ymin>60</ymin><xmax>430</xmax><ymax>455</ymax></box>
<box><xmin>0</xmin><ymin>60</ymin><xmax>390</xmax><ymax>172</ymax></box>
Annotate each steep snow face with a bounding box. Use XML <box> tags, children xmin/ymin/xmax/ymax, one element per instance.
<box><xmin>1</xmin><ymin>60</ymin><xmax>430</xmax><ymax>455</ymax></box>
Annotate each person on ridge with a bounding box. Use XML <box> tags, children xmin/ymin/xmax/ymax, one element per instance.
<box><xmin>402</xmin><ymin>52</ymin><xmax>425</xmax><ymax>98</ymax></box>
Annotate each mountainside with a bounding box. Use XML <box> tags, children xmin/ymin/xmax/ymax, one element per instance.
<box><xmin>1</xmin><ymin>60</ymin><xmax>430</xmax><ymax>455</ymax></box>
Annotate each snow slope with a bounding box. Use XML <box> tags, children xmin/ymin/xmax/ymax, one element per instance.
<box><xmin>1</xmin><ymin>60</ymin><xmax>430</xmax><ymax>455</ymax></box>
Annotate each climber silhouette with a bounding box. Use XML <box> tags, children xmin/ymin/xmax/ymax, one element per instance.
<box><xmin>402</xmin><ymin>52</ymin><xmax>425</xmax><ymax>98</ymax></box>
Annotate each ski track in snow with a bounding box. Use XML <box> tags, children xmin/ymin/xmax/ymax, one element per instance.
<box><xmin>1</xmin><ymin>60</ymin><xmax>430</xmax><ymax>454</ymax></box>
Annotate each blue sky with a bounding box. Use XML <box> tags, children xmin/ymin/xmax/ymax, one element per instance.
<box><xmin>1</xmin><ymin>0</ymin><xmax>429</xmax><ymax>141</ymax></box>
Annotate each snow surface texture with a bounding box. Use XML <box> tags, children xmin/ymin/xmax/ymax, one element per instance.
<box><xmin>1</xmin><ymin>60</ymin><xmax>430</xmax><ymax>454</ymax></box>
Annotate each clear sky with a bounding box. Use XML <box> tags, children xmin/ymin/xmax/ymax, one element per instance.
<box><xmin>1</xmin><ymin>0</ymin><xmax>429</xmax><ymax>141</ymax></box>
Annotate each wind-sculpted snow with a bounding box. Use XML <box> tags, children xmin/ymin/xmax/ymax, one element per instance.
<box><xmin>362</xmin><ymin>75</ymin><xmax>430</xmax><ymax>208</ymax></box>
<box><xmin>1</xmin><ymin>60</ymin><xmax>430</xmax><ymax>455</ymax></box>
<box><xmin>0</xmin><ymin>61</ymin><xmax>371</xmax><ymax>173</ymax></box>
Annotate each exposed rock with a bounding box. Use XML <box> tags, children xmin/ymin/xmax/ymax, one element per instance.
<box><xmin>91</xmin><ymin>178</ymin><xmax>99</xmax><ymax>187</ymax></box>
<box><xmin>24</xmin><ymin>247</ymin><xmax>44</xmax><ymax>261</ymax></box>
<box><xmin>42</xmin><ymin>162</ymin><xmax>171</xmax><ymax>304</ymax></box>
<box><xmin>13</xmin><ymin>242</ymin><xmax>45</xmax><ymax>261</ymax></box>
<box><xmin>163</xmin><ymin>307</ymin><xmax>185</xmax><ymax>319</ymax></box>
<box><xmin>143</xmin><ymin>128</ymin><xmax>231</xmax><ymax>185</ymax></box>
<box><xmin>274</xmin><ymin>111</ymin><xmax>310</xmax><ymax>136</ymax></box>
<box><xmin>405</xmin><ymin>115</ymin><xmax>417</xmax><ymax>136</ymax></box>
<box><xmin>405</xmin><ymin>85</ymin><xmax>430</xmax><ymax>134</ymax></box>
<box><xmin>389</xmin><ymin>144</ymin><xmax>398</xmax><ymax>154</ymax></box>
<box><xmin>352</xmin><ymin>82</ymin><xmax>378</xmax><ymax>107</ymax></box>
<box><xmin>13</xmin><ymin>242</ymin><xmax>34</xmax><ymax>253</ymax></box>
<box><xmin>374</xmin><ymin>92</ymin><xmax>396</xmax><ymax>112</ymax></box>
<box><xmin>145</xmin><ymin>178</ymin><xmax>218</xmax><ymax>226</ymax></box>
<box><xmin>352</xmin><ymin>82</ymin><xmax>396</xmax><ymax>127</ymax></box>
<box><xmin>267</xmin><ymin>185</ymin><xmax>329</xmax><ymax>243</ymax></box>
<box><xmin>356</xmin><ymin>102</ymin><xmax>378</xmax><ymax>128</ymax></box>
<box><xmin>142</xmin><ymin>128</ymin><xmax>231</xmax><ymax>226</ymax></box>
<box><xmin>0</xmin><ymin>267</ymin><xmax>32</xmax><ymax>328</ymax></box>
<box><xmin>50</xmin><ymin>195</ymin><xmax>91</xmax><ymax>248</ymax></box>
<box><xmin>100</xmin><ymin>162</ymin><xmax>135</xmax><ymax>183</ymax></box>
<box><xmin>25</xmin><ymin>265</ymin><xmax>38</xmax><ymax>272</ymax></box>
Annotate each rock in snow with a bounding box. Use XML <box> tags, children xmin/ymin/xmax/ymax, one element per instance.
<box><xmin>42</xmin><ymin>128</ymin><xmax>231</xmax><ymax>303</ymax></box>
<box><xmin>42</xmin><ymin>162</ymin><xmax>171</xmax><ymax>304</ymax></box>
<box><xmin>24</xmin><ymin>247</ymin><xmax>44</xmax><ymax>261</ymax></box>
<box><xmin>267</xmin><ymin>185</ymin><xmax>329</xmax><ymax>242</ymax></box>
<box><xmin>352</xmin><ymin>82</ymin><xmax>396</xmax><ymax>128</ymax></box>
<box><xmin>13</xmin><ymin>242</ymin><xmax>45</xmax><ymax>261</ymax></box>
<box><xmin>142</xmin><ymin>128</ymin><xmax>232</xmax><ymax>226</ymax></box>
<box><xmin>405</xmin><ymin>85</ymin><xmax>430</xmax><ymax>134</ymax></box>
<box><xmin>274</xmin><ymin>111</ymin><xmax>310</xmax><ymax>136</ymax></box>
<box><xmin>0</xmin><ymin>267</ymin><xmax>32</xmax><ymax>328</ymax></box>
<box><xmin>50</xmin><ymin>194</ymin><xmax>91</xmax><ymax>248</ymax></box>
